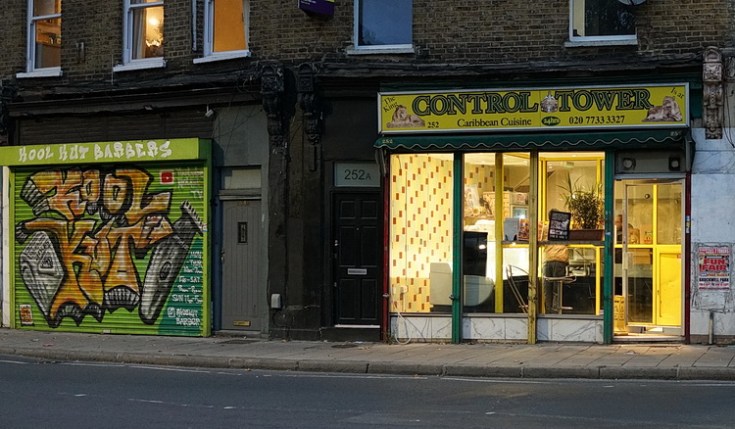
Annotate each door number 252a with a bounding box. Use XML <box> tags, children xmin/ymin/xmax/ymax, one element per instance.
<box><xmin>343</xmin><ymin>168</ymin><xmax>373</xmax><ymax>181</ymax></box>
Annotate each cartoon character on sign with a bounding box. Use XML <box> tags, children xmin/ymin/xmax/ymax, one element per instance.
<box><xmin>643</xmin><ymin>96</ymin><xmax>682</xmax><ymax>122</ymax></box>
<box><xmin>541</xmin><ymin>92</ymin><xmax>559</xmax><ymax>113</ymax></box>
<box><xmin>387</xmin><ymin>105</ymin><xmax>425</xmax><ymax>128</ymax></box>
<box><xmin>15</xmin><ymin>166</ymin><xmax>204</xmax><ymax>328</ymax></box>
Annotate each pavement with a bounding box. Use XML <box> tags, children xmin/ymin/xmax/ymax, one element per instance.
<box><xmin>1</xmin><ymin>328</ymin><xmax>735</xmax><ymax>381</ymax></box>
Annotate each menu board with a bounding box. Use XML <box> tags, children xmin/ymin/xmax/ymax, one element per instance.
<box><xmin>548</xmin><ymin>210</ymin><xmax>571</xmax><ymax>241</ymax></box>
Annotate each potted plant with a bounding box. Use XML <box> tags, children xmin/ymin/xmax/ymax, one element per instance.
<box><xmin>559</xmin><ymin>177</ymin><xmax>603</xmax><ymax>240</ymax></box>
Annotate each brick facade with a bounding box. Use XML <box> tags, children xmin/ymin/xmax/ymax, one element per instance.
<box><xmin>1</xmin><ymin>1</ymin><xmax>726</xmax><ymax>146</ymax></box>
<box><xmin>1</xmin><ymin>2</ymin><xmax>731</xmax><ymax>88</ymax></box>
<box><xmin>2</xmin><ymin>1</ymin><xmax>735</xmax><ymax>341</ymax></box>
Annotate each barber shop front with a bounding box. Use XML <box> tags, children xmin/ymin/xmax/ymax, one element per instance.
<box><xmin>1</xmin><ymin>139</ymin><xmax>211</xmax><ymax>337</ymax></box>
<box><xmin>378</xmin><ymin>83</ymin><xmax>691</xmax><ymax>344</ymax></box>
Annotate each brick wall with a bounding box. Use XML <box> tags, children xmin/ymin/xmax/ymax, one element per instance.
<box><xmin>59</xmin><ymin>1</ymin><xmax>121</xmax><ymax>82</ymax></box>
<box><xmin>0</xmin><ymin>2</ymin><xmax>27</xmax><ymax>77</ymax></box>
<box><xmin>250</xmin><ymin>0</ymin><xmax>732</xmax><ymax>65</ymax></box>
<box><xmin>0</xmin><ymin>1</ymin><xmax>732</xmax><ymax>91</ymax></box>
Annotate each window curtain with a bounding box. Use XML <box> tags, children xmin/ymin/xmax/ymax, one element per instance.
<box><xmin>131</xmin><ymin>8</ymin><xmax>146</xmax><ymax>59</ymax></box>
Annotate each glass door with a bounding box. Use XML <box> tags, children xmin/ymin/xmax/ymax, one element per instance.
<box><xmin>622</xmin><ymin>182</ymin><xmax>654</xmax><ymax>326</ymax></box>
<box><xmin>654</xmin><ymin>182</ymin><xmax>683</xmax><ymax>327</ymax></box>
<box><xmin>616</xmin><ymin>179</ymin><xmax>683</xmax><ymax>337</ymax></box>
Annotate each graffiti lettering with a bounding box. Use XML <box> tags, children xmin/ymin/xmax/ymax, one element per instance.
<box><xmin>169</xmin><ymin>294</ymin><xmax>203</xmax><ymax>305</ymax></box>
<box><xmin>176</xmin><ymin>308</ymin><xmax>198</xmax><ymax>318</ymax></box>
<box><xmin>16</xmin><ymin>166</ymin><xmax>204</xmax><ymax>328</ymax></box>
<box><xmin>18</xmin><ymin>146</ymin><xmax>53</xmax><ymax>162</ymax></box>
<box><xmin>181</xmin><ymin>265</ymin><xmax>203</xmax><ymax>274</ymax></box>
<box><xmin>92</xmin><ymin>141</ymin><xmax>173</xmax><ymax>161</ymax></box>
<box><xmin>13</xmin><ymin>141</ymin><xmax>180</xmax><ymax>165</ymax></box>
<box><xmin>165</xmin><ymin>306</ymin><xmax>201</xmax><ymax>326</ymax></box>
<box><xmin>58</xmin><ymin>144</ymin><xmax>91</xmax><ymax>161</ymax></box>
<box><xmin>175</xmin><ymin>317</ymin><xmax>201</xmax><ymax>326</ymax></box>
<box><xmin>176</xmin><ymin>169</ymin><xmax>204</xmax><ymax>187</ymax></box>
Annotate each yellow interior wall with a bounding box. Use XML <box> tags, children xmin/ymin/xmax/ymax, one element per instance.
<box><xmin>657</xmin><ymin>250</ymin><xmax>682</xmax><ymax>326</ymax></box>
<box><xmin>390</xmin><ymin>154</ymin><xmax>453</xmax><ymax>313</ymax></box>
<box><xmin>572</xmin><ymin>0</ymin><xmax>585</xmax><ymax>36</ymax></box>
<box><xmin>214</xmin><ymin>0</ymin><xmax>247</xmax><ymax>52</ymax></box>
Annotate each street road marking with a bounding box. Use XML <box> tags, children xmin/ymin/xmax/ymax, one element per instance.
<box><xmin>0</xmin><ymin>359</ymin><xmax>29</xmax><ymax>365</ymax></box>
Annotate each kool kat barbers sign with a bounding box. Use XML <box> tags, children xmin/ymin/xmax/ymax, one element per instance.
<box><xmin>0</xmin><ymin>138</ymin><xmax>209</xmax><ymax>166</ymax></box>
<box><xmin>378</xmin><ymin>84</ymin><xmax>689</xmax><ymax>134</ymax></box>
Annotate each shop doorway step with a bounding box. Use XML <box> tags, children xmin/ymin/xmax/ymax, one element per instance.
<box><xmin>321</xmin><ymin>325</ymin><xmax>381</xmax><ymax>342</ymax></box>
<box><xmin>614</xmin><ymin>325</ymin><xmax>683</xmax><ymax>343</ymax></box>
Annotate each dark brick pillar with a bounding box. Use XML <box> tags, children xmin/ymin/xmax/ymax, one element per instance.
<box><xmin>261</xmin><ymin>62</ymin><xmax>290</xmax><ymax>338</ymax></box>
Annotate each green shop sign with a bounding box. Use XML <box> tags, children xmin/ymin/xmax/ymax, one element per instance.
<box><xmin>0</xmin><ymin>138</ymin><xmax>209</xmax><ymax>166</ymax></box>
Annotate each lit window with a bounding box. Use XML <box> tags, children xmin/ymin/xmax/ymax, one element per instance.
<box><xmin>27</xmin><ymin>0</ymin><xmax>62</xmax><ymax>73</ymax></box>
<box><xmin>122</xmin><ymin>0</ymin><xmax>165</xmax><ymax>65</ymax></box>
<box><xmin>199</xmin><ymin>0</ymin><xmax>250</xmax><ymax>62</ymax></box>
<box><xmin>354</xmin><ymin>0</ymin><xmax>412</xmax><ymax>50</ymax></box>
<box><xmin>570</xmin><ymin>0</ymin><xmax>636</xmax><ymax>42</ymax></box>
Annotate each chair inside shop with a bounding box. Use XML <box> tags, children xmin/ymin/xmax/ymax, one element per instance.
<box><xmin>429</xmin><ymin>262</ymin><xmax>494</xmax><ymax>308</ymax></box>
<box><xmin>505</xmin><ymin>265</ymin><xmax>529</xmax><ymax>314</ymax></box>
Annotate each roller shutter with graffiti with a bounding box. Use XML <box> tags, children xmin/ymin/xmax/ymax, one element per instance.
<box><xmin>13</xmin><ymin>163</ymin><xmax>208</xmax><ymax>336</ymax></box>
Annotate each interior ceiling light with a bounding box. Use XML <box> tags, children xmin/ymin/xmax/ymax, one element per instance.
<box><xmin>617</xmin><ymin>0</ymin><xmax>647</xmax><ymax>5</ymax></box>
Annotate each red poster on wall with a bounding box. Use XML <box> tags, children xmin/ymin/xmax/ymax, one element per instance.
<box><xmin>697</xmin><ymin>245</ymin><xmax>731</xmax><ymax>290</ymax></box>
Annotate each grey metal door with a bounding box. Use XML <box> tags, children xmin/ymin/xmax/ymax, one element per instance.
<box><xmin>333</xmin><ymin>192</ymin><xmax>381</xmax><ymax>326</ymax></box>
<box><xmin>221</xmin><ymin>199</ymin><xmax>265</xmax><ymax>332</ymax></box>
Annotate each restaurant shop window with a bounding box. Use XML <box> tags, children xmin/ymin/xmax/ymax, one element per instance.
<box><xmin>389</xmin><ymin>153</ymin><xmax>454</xmax><ymax>315</ymax></box>
<box><xmin>462</xmin><ymin>153</ymin><xmax>531</xmax><ymax>314</ymax></box>
<box><xmin>389</xmin><ymin>150</ymin><xmax>605</xmax><ymax>318</ymax></box>
<box><xmin>539</xmin><ymin>153</ymin><xmax>604</xmax><ymax>316</ymax></box>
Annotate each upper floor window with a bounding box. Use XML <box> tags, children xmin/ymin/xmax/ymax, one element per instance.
<box><xmin>195</xmin><ymin>0</ymin><xmax>250</xmax><ymax>63</ymax></box>
<box><xmin>353</xmin><ymin>0</ymin><xmax>412</xmax><ymax>52</ymax></box>
<box><xmin>22</xmin><ymin>0</ymin><xmax>62</xmax><ymax>77</ymax></box>
<box><xmin>570</xmin><ymin>0</ymin><xmax>636</xmax><ymax>44</ymax></box>
<box><xmin>118</xmin><ymin>0</ymin><xmax>165</xmax><ymax>70</ymax></box>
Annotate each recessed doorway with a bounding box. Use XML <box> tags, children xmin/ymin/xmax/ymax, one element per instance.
<box><xmin>614</xmin><ymin>179</ymin><xmax>684</xmax><ymax>340</ymax></box>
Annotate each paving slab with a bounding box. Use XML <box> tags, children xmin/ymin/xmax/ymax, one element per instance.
<box><xmin>693</xmin><ymin>347</ymin><xmax>735</xmax><ymax>367</ymax></box>
<box><xmin>1</xmin><ymin>329</ymin><xmax>735</xmax><ymax>381</ymax></box>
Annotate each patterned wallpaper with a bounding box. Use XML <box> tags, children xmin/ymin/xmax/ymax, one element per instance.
<box><xmin>389</xmin><ymin>154</ymin><xmax>453</xmax><ymax>313</ymax></box>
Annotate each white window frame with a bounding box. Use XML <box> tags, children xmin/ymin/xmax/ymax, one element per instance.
<box><xmin>18</xmin><ymin>0</ymin><xmax>62</xmax><ymax>78</ymax></box>
<box><xmin>567</xmin><ymin>0</ymin><xmax>637</xmax><ymax>47</ymax></box>
<box><xmin>194</xmin><ymin>0</ymin><xmax>251</xmax><ymax>64</ymax></box>
<box><xmin>350</xmin><ymin>0</ymin><xmax>413</xmax><ymax>54</ymax></box>
<box><xmin>114</xmin><ymin>0</ymin><xmax>166</xmax><ymax>72</ymax></box>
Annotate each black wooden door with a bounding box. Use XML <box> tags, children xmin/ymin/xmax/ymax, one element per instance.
<box><xmin>333</xmin><ymin>192</ymin><xmax>381</xmax><ymax>325</ymax></box>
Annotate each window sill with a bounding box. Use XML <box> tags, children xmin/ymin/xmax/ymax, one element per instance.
<box><xmin>16</xmin><ymin>68</ymin><xmax>62</xmax><ymax>79</ymax></box>
<box><xmin>193</xmin><ymin>50</ymin><xmax>252</xmax><ymax>64</ymax></box>
<box><xmin>565</xmin><ymin>38</ymin><xmax>638</xmax><ymax>48</ymax></box>
<box><xmin>346</xmin><ymin>46</ymin><xmax>415</xmax><ymax>55</ymax></box>
<box><xmin>112</xmin><ymin>58</ymin><xmax>166</xmax><ymax>73</ymax></box>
